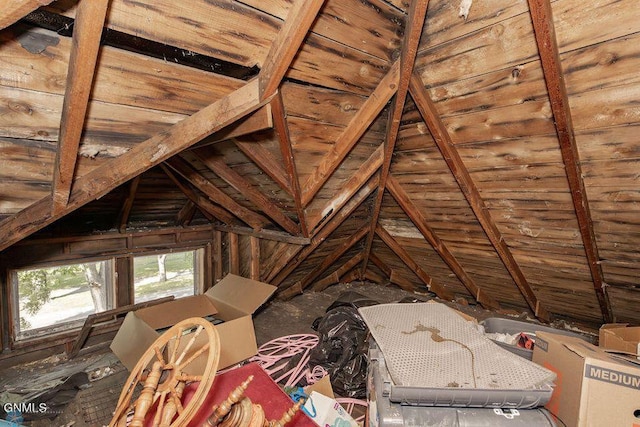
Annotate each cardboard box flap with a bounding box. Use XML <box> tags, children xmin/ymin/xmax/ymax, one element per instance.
<box><xmin>110</xmin><ymin>312</ymin><xmax>160</xmax><ymax>370</ymax></box>
<box><xmin>135</xmin><ymin>295</ymin><xmax>218</xmax><ymax>330</ymax></box>
<box><xmin>205</xmin><ymin>274</ymin><xmax>276</xmax><ymax>314</ymax></box>
<box><xmin>600</xmin><ymin>324</ymin><xmax>640</xmax><ymax>356</ymax></box>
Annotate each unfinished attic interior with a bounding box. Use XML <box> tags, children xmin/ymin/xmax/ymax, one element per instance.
<box><xmin>1</xmin><ymin>0</ymin><xmax>640</xmax><ymax>423</ymax></box>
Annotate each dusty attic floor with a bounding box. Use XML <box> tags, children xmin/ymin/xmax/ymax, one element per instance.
<box><xmin>0</xmin><ymin>281</ymin><xmax>592</xmax><ymax>426</ymax></box>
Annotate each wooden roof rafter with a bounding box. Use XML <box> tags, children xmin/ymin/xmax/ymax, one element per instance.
<box><xmin>387</xmin><ymin>175</ymin><xmax>501</xmax><ymax>310</ymax></box>
<box><xmin>167</xmin><ymin>156</ymin><xmax>269</xmax><ymax>229</ymax></box>
<box><xmin>310</xmin><ymin>252</ymin><xmax>365</xmax><ymax>292</ymax></box>
<box><xmin>176</xmin><ymin>200</ymin><xmax>197</xmax><ymax>226</ymax></box>
<box><xmin>375</xmin><ymin>223</ymin><xmax>454</xmax><ymax>300</ymax></box>
<box><xmin>279</xmin><ymin>223</ymin><xmax>370</xmax><ymax>299</ymax></box>
<box><xmin>409</xmin><ymin>73</ymin><xmax>551</xmax><ymax>322</ymax></box>
<box><xmin>271</xmin><ymin>92</ymin><xmax>309</xmax><ymax>237</ymax></box>
<box><xmin>0</xmin><ymin>0</ymin><xmax>325</xmax><ymax>251</ymax></box>
<box><xmin>193</xmin><ymin>150</ymin><xmax>300</xmax><ymax>235</ymax></box>
<box><xmin>527</xmin><ymin>0</ymin><xmax>612</xmax><ymax>323</ymax></box>
<box><xmin>232</xmin><ymin>137</ymin><xmax>293</xmax><ymax>196</ymax></box>
<box><xmin>300</xmin><ymin>61</ymin><xmax>400</xmax><ymax>208</ymax></box>
<box><xmin>361</xmin><ymin>0</ymin><xmax>430</xmax><ymax>280</ymax></box>
<box><xmin>0</xmin><ymin>0</ymin><xmax>57</xmax><ymax>31</ymax></box>
<box><xmin>160</xmin><ymin>164</ymin><xmax>234</xmax><ymax>225</ymax></box>
<box><xmin>51</xmin><ymin>0</ymin><xmax>110</xmax><ymax>213</ymax></box>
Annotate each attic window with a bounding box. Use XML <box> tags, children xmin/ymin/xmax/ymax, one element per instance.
<box><xmin>12</xmin><ymin>260</ymin><xmax>115</xmax><ymax>341</ymax></box>
<box><xmin>133</xmin><ymin>250</ymin><xmax>202</xmax><ymax>304</ymax></box>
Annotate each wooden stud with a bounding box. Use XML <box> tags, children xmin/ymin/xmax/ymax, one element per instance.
<box><xmin>528</xmin><ymin>0</ymin><xmax>612</xmax><ymax>323</ymax></box>
<box><xmin>160</xmin><ymin>164</ymin><xmax>235</xmax><ymax>225</ymax></box>
<box><xmin>250</xmin><ymin>236</ymin><xmax>260</xmax><ymax>281</ymax></box>
<box><xmin>214</xmin><ymin>230</ymin><xmax>223</xmax><ymax>283</ymax></box>
<box><xmin>270</xmin><ymin>176</ymin><xmax>378</xmax><ymax>287</ymax></box>
<box><xmin>194</xmin><ymin>151</ymin><xmax>300</xmax><ymax>235</ymax></box>
<box><xmin>167</xmin><ymin>157</ymin><xmax>269</xmax><ymax>229</ymax></box>
<box><xmin>272</xmin><ymin>93</ymin><xmax>309</xmax><ymax>237</ymax></box>
<box><xmin>301</xmin><ymin>61</ymin><xmax>400</xmax><ymax>207</ymax></box>
<box><xmin>0</xmin><ymin>0</ymin><xmax>57</xmax><ymax>30</ymax></box>
<box><xmin>375</xmin><ymin>223</ymin><xmax>454</xmax><ymax>301</ymax></box>
<box><xmin>409</xmin><ymin>73</ymin><xmax>551</xmax><ymax>322</ymax></box>
<box><xmin>387</xmin><ymin>175</ymin><xmax>501</xmax><ymax>310</ymax></box>
<box><xmin>259</xmin><ymin>0</ymin><xmax>326</xmax><ymax>99</ymax></box>
<box><xmin>361</xmin><ymin>0</ymin><xmax>429</xmax><ymax>279</ymax></box>
<box><xmin>52</xmin><ymin>0</ymin><xmax>111</xmax><ymax>212</ymax></box>
<box><xmin>0</xmin><ymin>78</ymin><xmax>269</xmax><ymax>252</ymax></box>
<box><xmin>229</xmin><ymin>233</ymin><xmax>239</xmax><ymax>275</ymax></box>
<box><xmin>233</xmin><ymin>137</ymin><xmax>293</xmax><ymax>195</ymax></box>
<box><xmin>117</xmin><ymin>176</ymin><xmax>141</xmax><ymax>233</ymax></box>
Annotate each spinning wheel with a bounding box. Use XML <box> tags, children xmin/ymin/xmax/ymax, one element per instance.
<box><xmin>110</xmin><ymin>317</ymin><xmax>220</xmax><ymax>427</ymax></box>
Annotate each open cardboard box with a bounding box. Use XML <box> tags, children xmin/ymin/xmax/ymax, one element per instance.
<box><xmin>110</xmin><ymin>274</ymin><xmax>276</xmax><ymax>371</ymax></box>
<box><xmin>533</xmin><ymin>331</ymin><xmax>640</xmax><ymax>427</ymax></box>
<box><xmin>599</xmin><ymin>323</ymin><xmax>640</xmax><ymax>358</ymax></box>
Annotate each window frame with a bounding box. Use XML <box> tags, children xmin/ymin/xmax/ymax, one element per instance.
<box><xmin>10</xmin><ymin>257</ymin><xmax>116</xmax><ymax>342</ymax></box>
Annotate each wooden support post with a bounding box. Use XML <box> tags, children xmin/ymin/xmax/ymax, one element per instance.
<box><xmin>375</xmin><ymin>223</ymin><xmax>454</xmax><ymax>301</ymax></box>
<box><xmin>117</xmin><ymin>176</ymin><xmax>141</xmax><ymax>233</ymax></box>
<box><xmin>176</xmin><ymin>201</ymin><xmax>197</xmax><ymax>226</ymax></box>
<box><xmin>52</xmin><ymin>0</ymin><xmax>110</xmax><ymax>212</ymax></box>
<box><xmin>229</xmin><ymin>233</ymin><xmax>239</xmax><ymax>275</ymax></box>
<box><xmin>409</xmin><ymin>74</ymin><xmax>551</xmax><ymax>322</ymax></box>
<box><xmin>250</xmin><ymin>236</ymin><xmax>260</xmax><ymax>281</ymax></box>
<box><xmin>272</xmin><ymin>93</ymin><xmax>309</xmax><ymax>236</ymax></box>
<box><xmin>361</xmin><ymin>0</ymin><xmax>429</xmax><ymax>280</ymax></box>
<box><xmin>214</xmin><ymin>230</ymin><xmax>223</xmax><ymax>283</ymax></box>
<box><xmin>528</xmin><ymin>0</ymin><xmax>612</xmax><ymax>323</ymax></box>
<box><xmin>387</xmin><ymin>176</ymin><xmax>501</xmax><ymax>310</ymax></box>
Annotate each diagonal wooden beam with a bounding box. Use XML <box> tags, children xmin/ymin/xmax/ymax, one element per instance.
<box><xmin>52</xmin><ymin>0</ymin><xmax>110</xmax><ymax>212</ymax></box>
<box><xmin>167</xmin><ymin>156</ymin><xmax>269</xmax><ymax>229</ymax></box>
<box><xmin>190</xmin><ymin>105</ymin><xmax>273</xmax><ymax>149</ymax></box>
<box><xmin>117</xmin><ymin>176</ymin><xmax>140</xmax><ymax>233</ymax></box>
<box><xmin>387</xmin><ymin>175</ymin><xmax>501</xmax><ymax>310</ymax></box>
<box><xmin>310</xmin><ymin>252</ymin><xmax>364</xmax><ymax>292</ymax></box>
<box><xmin>233</xmin><ymin>137</ymin><xmax>293</xmax><ymax>195</ymax></box>
<box><xmin>271</xmin><ymin>93</ymin><xmax>309</xmax><ymax>237</ymax></box>
<box><xmin>528</xmin><ymin>0</ymin><xmax>612</xmax><ymax>323</ymax></box>
<box><xmin>301</xmin><ymin>61</ymin><xmax>400</xmax><ymax>207</ymax></box>
<box><xmin>409</xmin><ymin>74</ymin><xmax>551</xmax><ymax>322</ymax></box>
<box><xmin>369</xmin><ymin>252</ymin><xmax>392</xmax><ymax>278</ymax></box>
<box><xmin>0</xmin><ymin>78</ymin><xmax>269</xmax><ymax>252</ymax></box>
<box><xmin>270</xmin><ymin>175</ymin><xmax>378</xmax><ymax>287</ymax></box>
<box><xmin>160</xmin><ymin>164</ymin><xmax>234</xmax><ymax>224</ymax></box>
<box><xmin>259</xmin><ymin>0</ymin><xmax>325</xmax><ymax>98</ymax></box>
<box><xmin>375</xmin><ymin>223</ymin><xmax>454</xmax><ymax>301</ymax></box>
<box><xmin>176</xmin><ymin>200</ymin><xmax>197</xmax><ymax>226</ymax></box>
<box><xmin>193</xmin><ymin>150</ymin><xmax>300</xmax><ymax>235</ymax></box>
<box><xmin>279</xmin><ymin>224</ymin><xmax>369</xmax><ymax>299</ymax></box>
<box><xmin>0</xmin><ymin>0</ymin><xmax>56</xmax><ymax>31</ymax></box>
<box><xmin>361</xmin><ymin>0</ymin><xmax>429</xmax><ymax>281</ymax></box>
<box><xmin>308</xmin><ymin>144</ymin><xmax>383</xmax><ymax>232</ymax></box>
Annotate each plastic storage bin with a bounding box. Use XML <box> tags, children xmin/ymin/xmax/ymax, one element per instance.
<box><xmin>480</xmin><ymin>317</ymin><xmax>585</xmax><ymax>360</ymax></box>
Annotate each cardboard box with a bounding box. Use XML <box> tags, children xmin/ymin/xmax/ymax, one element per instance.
<box><xmin>110</xmin><ymin>274</ymin><xmax>276</xmax><ymax>371</ymax></box>
<box><xmin>600</xmin><ymin>323</ymin><xmax>640</xmax><ymax>356</ymax></box>
<box><xmin>532</xmin><ymin>331</ymin><xmax>640</xmax><ymax>427</ymax></box>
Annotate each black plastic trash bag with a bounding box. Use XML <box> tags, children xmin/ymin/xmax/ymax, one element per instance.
<box><xmin>309</xmin><ymin>292</ymin><xmax>378</xmax><ymax>398</ymax></box>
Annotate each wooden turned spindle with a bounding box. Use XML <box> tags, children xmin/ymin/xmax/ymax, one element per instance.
<box><xmin>266</xmin><ymin>399</ymin><xmax>305</xmax><ymax>427</ymax></box>
<box><xmin>130</xmin><ymin>361</ymin><xmax>163</xmax><ymax>427</ymax></box>
<box><xmin>207</xmin><ymin>375</ymin><xmax>254</xmax><ymax>426</ymax></box>
<box><xmin>159</xmin><ymin>381</ymin><xmax>186</xmax><ymax>427</ymax></box>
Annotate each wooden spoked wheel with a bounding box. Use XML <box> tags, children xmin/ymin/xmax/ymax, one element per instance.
<box><xmin>110</xmin><ymin>317</ymin><xmax>220</xmax><ymax>427</ymax></box>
